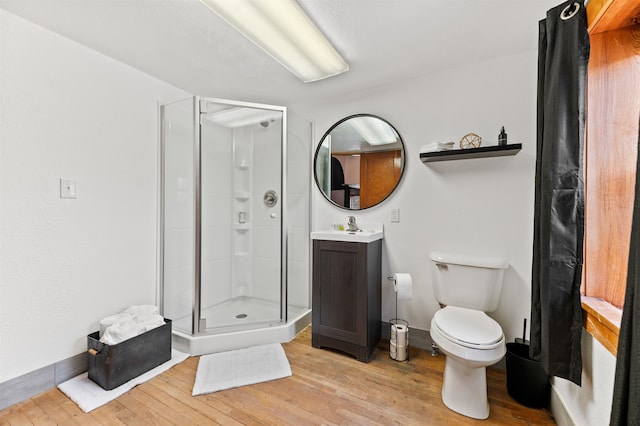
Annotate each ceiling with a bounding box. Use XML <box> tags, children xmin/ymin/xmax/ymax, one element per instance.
<box><xmin>0</xmin><ymin>0</ymin><xmax>560</xmax><ymax>106</ymax></box>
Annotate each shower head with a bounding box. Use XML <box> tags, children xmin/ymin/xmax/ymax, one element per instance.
<box><xmin>260</xmin><ymin>121</ymin><xmax>270</xmax><ymax>128</ymax></box>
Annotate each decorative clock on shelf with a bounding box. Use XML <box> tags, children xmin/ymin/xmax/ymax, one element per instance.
<box><xmin>460</xmin><ymin>133</ymin><xmax>482</xmax><ymax>149</ymax></box>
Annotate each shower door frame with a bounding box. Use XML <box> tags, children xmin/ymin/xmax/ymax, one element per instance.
<box><xmin>195</xmin><ymin>97</ymin><xmax>288</xmax><ymax>335</ymax></box>
<box><xmin>160</xmin><ymin>96</ymin><xmax>288</xmax><ymax>336</ymax></box>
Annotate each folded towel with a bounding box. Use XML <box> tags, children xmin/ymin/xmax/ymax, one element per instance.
<box><xmin>133</xmin><ymin>314</ymin><xmax>166</xmax><ymax>330</ymax></box>
<box><xmin>100</xmin><ymin>321</ymin><xmax>139</xmax><ymax>345</ymax></box>
<box><xmin>100</xmin><ymin>314</ymin><xmax>165</xmax><ymax>345</ymax></box>
<box><xmin>99</xmin><ymin>313</ymin><xmax>133</xmax><ymax>338</ymax></box>
<box><xmin>419</xmin><ymin>142</ymin><xmax>455</xmax><ymax>153</ymax></box>
<box><xmin>99</xmin><ymin>305</ymin><xmax>164</xmax><ymax>345</ymax></box>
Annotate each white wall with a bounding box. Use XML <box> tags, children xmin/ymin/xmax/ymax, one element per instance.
<box><xmin>0</xmin><ymin>9</ymin><xmax>188</xmax><ymax>382</ymax></box>
<box><xmin>293</xmin><ymin>49</ymin><xmax>617</xmax><ymax>426</ymax></box>
<box><xmin>294</xmin><ymin>51</ymin><xmax>538</xmax><ymax>340</ymax></box>
<box><xmin>552</xmin><ymin>332</ymin><xmax>616</xmax><ymax>426</ymax></box>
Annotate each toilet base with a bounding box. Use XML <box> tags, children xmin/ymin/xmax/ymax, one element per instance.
<box><xmin>442</xmin><ymin>355</ymin><xmax>490</xmax><ymax>420</ymax></box>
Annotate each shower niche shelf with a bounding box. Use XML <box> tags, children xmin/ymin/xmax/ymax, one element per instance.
<box><xmin>420</xmin><ymin>143</ymin><xmax>522</xmax><ymax>163</ymax></box>
<box><xmin>234</xmin><ymin>192</ymin><xmax>251</xmax><ymax>200</ymax></box>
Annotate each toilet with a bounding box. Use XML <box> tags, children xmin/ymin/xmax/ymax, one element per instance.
<box><xmin>429</xmin><ymin>251</ymin><xmax>509</xmax><ymax>420</ymax></box>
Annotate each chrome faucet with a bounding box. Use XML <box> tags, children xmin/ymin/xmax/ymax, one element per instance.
<box><xmin>346</xmin><ymin>216</ymin><xmax>360</xmax><ymax>232</ymax></box>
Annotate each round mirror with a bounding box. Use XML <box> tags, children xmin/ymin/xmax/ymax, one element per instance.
<box><xmin>314</xmin><ymin>114</ymin><xmax>405</xmax><ymax>210</ymax></box>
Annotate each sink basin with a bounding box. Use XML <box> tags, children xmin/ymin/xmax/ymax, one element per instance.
<box><xmin>311</xmin><ymin>227</ymin><xmax>383</xmax><ymax>243</ymax></box>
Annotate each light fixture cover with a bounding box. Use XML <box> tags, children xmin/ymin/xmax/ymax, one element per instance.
<box><xmin>200</xmin><ymin>0</ymin><xmax>349</xmax><ymax>82</ymax></box>
<box><xmin>349</xmin><ymin>116</ymin><xmax>400</xmax><ymax>145</ymax></box>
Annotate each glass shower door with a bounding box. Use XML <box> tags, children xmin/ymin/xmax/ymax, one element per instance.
<box><xmin>286</xmin><ymin>110</ymin><xmax>312</xmax><ymax>321</ymax></box>
<box><xmin>199</xmin><ymin>99</ymin><xmax>285</xmax><ymax>332</ymax></box>
<box><xmin>161</xmin><ymin>97</ymin><xmax>196</xmax><ymax>334</ymax></box>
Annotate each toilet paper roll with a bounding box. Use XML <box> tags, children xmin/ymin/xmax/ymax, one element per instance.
<box><xmin>390</xmin><ymin>340</ymin><xmax>408</xmax><ymax>361</ymax></box>
<box><xmin>390</xmin><ymin>324</ymin><xmax>408</xmax><ymax>346</ymax></box>
<box><xmin>394</xmin><ymin>273</ymin><xmax>413</xmax><ymax>300</ymax></box>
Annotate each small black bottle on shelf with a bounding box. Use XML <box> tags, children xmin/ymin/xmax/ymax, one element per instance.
<box><xmin>499</xmin><ymin>126</ymin><xmax>508</xmax><ymax>146</ymax></box>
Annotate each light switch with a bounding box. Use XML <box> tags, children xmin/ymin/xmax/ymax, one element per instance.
<box><xmin>60</xmin><ymin>179</ymin><xmax>77</xmax><ymax>199</ymax></box>
<box><xmin>390</xmin><ymin>208</ymin><xmax>400</xmax><ymax>223</ymax></box>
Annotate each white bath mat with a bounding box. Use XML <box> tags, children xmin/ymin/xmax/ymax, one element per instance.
<box><xmin>58</xmin><ymin>349</ymin><xmax>189</xmax><ymax>413</ymax></box>
<box><xmin>192</xmin><ymin>343</ymin><xmax>291</xmax><ymax>396</ymax></box>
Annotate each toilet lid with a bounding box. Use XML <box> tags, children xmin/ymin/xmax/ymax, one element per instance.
<box><xmin>433</xmin><ymin>306</ymin><xmax>503</xmax><ymax>347</ymax></box>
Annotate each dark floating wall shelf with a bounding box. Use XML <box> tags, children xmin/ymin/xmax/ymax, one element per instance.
<box><xmin>420</xmin><ymin>143</ymin><xmax>522</xmax><ymax>163</ymax></box>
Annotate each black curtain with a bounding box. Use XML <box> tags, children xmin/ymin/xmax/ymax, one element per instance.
<box><xmin>610</xmin><ymin>117</ymin><xmax>640</xmax><ymax>425</ymax></box>
<box><xmin>530</xmin><ymin>0</ymin><xmax>589</xmax><ymax>386</ymax></box>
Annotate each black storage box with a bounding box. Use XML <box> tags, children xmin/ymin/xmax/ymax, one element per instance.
<box><xmin>506</xmin><ymin>342</ymin><xmax>550</xmax><ymax>408</ymax></box>
<box><xmin>87</xmin><ymin>319</ymin><xmax>172</xmax><ymax>390</ymax></box>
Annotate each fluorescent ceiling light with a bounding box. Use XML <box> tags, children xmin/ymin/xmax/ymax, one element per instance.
<box><xmin>349</xmin><ymin>117</ymin><xmax>400</xmax><ymax>146</ymax></box>
<box><xmin>200</xmin><ymin>0</ymin><xmax>349</xmax><ymax>82</ymax></box>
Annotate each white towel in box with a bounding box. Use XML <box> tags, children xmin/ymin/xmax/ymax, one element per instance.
<box><xmin>99</xmin><ymin>314</ymin><xmax>165</xmax><ymax>345</ymax></box>
<box><xmin>133</xmin><ymin>314</ymin><xmax>166</xmax><ymax>331</ymax></box>
<box><xmin>100</xmin><ymin>321</ymin><xmax>139</xmax><ymax>345</ymax></box>
<box><xmin>98</xmin><ymin>305</ymin><xmax>165</xmax><ymax>345</ymax></box>
<box><xmin>99</xmin><ymin>313</ymin><xmax>132</xmax><ymax>338</ymax></box>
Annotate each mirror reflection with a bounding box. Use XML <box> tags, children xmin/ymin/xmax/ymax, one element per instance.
<box><xmin>314</xmin><ymin>114</ymin><xmax>405</xmax><ymax>210</ymax></box>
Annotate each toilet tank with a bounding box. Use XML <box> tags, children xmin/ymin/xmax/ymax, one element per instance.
<box><xmin>429</xmin><ymin>252</ymin><xmax>509</xmax><ymax>312</ymax></box>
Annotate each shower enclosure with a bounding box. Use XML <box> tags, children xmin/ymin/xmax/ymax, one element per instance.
<box><xmin>160</xmin><ymin>97</ymin><xmax>311</xmax><ymax>355</ymax></box>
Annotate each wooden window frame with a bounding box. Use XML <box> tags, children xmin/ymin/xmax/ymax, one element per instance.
<box><xmin>581</xmin><ymin>296</ymin><xmax>621</xmax><ymax>355</ymax></box>
<box><xmin>582</xmin><ymin>0</ymin><xmax>640</xmax><ymax>355</ymax></box>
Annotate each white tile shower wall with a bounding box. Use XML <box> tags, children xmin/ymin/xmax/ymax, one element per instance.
<box><xmin>252</xmin><ymin>121</ymin><xmax>282</xmax><ymax>302</ymax></box>
<box><xmin>201</xmin><ymin>120</ymin><xmax>233</xmax><ymax>308</ymax></box>
<box><xmin>232</xmin><ymin>127</ymin><xmax>254</xmax><ymax>299</ymax></box>
<box><xmin>0</xmin><ymin>9</ymin><xmax>189</xmax><ymax>383</ymax></box>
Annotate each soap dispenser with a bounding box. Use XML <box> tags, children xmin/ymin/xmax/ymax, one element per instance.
<box><xmin>499</xmin><ymin>126</ymin><xmax>508</xmax><ymax>146</ymax></box>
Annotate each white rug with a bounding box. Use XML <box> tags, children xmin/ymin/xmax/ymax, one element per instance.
<box><xmin>192</xmin><ymin>343</ymin><xmax>291</xmax><ymax>396</ymax></box>
<box><xmin>58</xmin><ymin>349</ymin><xmax>189</xmax><ymax>413</ymax></box>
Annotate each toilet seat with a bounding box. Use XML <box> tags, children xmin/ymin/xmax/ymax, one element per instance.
<box><xmin>433</xmin><ymin>306</ymin><xmax>504</xmax><ymax>350</ymax></box>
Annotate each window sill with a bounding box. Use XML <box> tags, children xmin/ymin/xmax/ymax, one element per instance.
<box><xmin>581</xmin><ymin>296</ymin><xmax>622</xmax><ymax>356</ymax></box>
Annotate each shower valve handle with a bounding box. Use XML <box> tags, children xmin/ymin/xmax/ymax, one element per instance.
<box><xmin>264</xmin><ymin>190</ymin><xmax>278</xmax><ymax>207</ymax></box>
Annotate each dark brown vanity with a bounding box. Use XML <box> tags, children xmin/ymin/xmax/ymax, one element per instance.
<box><xmin>311</xmin><ymin>232</ymin><xmax>382</xmax><ymax>362</ymax></box>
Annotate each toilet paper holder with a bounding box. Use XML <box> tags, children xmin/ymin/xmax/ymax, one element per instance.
<box><xmin>388</xmin><ymin>275</ymin><xmax>398</xmax><ymax>292</ymax></box>
<box><xmin>388</xmin><ymin>276</ymin><xmax>410</xmax><ymax>362</ymax></box>
<box><xmin>389</xmin><ymin>318</ymin><xmax>409</xmax><ymax>361</ymax></box>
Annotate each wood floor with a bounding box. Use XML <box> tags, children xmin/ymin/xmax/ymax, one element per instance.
<box><xmin>0</xmin><ymin>327</ymin><xmax>555</xmax><ymax>425</ymax></box>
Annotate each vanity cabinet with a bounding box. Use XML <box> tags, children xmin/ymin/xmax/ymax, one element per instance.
<box><xmin>312</xmin><ymin>239</ymin><xmax>382</xmax><ymax>362</ymax></box>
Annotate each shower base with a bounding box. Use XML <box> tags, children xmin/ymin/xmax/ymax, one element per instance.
<box><xmin>171</xmin><ymin>296</ymin><xmax>311</xmax><ymax>356</ymax></box>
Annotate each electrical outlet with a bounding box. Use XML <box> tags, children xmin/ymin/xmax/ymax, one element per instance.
<box><xmin>390</xmin><ymin>208</ymin><xmax>400</xmax><ymax>223</ymax></box>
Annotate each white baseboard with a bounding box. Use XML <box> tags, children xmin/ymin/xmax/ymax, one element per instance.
<box><xmin>550</xmin><ymin>384</ymin><xmax>576</xmax><ymax>426</ymax></box>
